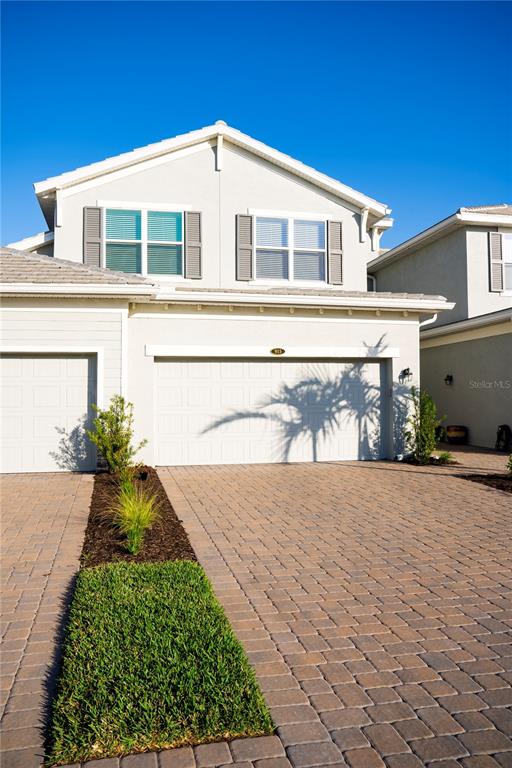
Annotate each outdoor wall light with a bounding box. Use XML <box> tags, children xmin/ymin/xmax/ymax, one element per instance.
<box><xmin>444</xmin><ymin>374</ymin><xmax>454</xmax><ymax>385</ymax></box>
<box><xmin>399</xmin><ymin>368</ymin><xmax>413</xmax><ymax>383</ymax></box>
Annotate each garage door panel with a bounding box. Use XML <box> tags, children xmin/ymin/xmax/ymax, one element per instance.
<box><xmin>0</xmin><ymin>354</ymin><xmax>96</xmax><ymax>473</ymax></box>
<box><xmin>155</xmin><ymin>358</ymin><xmax>386</xmax><ymax>466</ymax></box>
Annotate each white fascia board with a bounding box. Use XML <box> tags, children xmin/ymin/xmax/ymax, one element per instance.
<box><xmin>421</xmin><ymin>309</ymin><xmax>512</xmax><ymax>339</ymax></box>
<box><xmin>368</xmin><ymin>215</ymin><xmax>460</xmax><ymax>270</ymax></box>
<box><xmin>0</xmin><ymin>283</ymin><xmax>156</xmax><ymax>296</ymax></box>
<box><xmin>369</xmin><ymin>211</ymin><xmax>512</xmax><ymax>270</ymax></box>
<box><xmin>154</xmin><ymin>288</ymin><xmax>454</xmax><ymax>313</ymax></box>
<box><xmin>6</xmin><ymin>231</ymin><xmax>54</xmax><ymax>250</ymax></box>
<box><xmin>33</xmin><ymin>123</ymin><xmax>390</xmax><ymax>218</ymax></box>
<box><xmin>33</xmin><ymin>126</ymin><xmax>217</xmax><ymax>194</ymax></box>
<box><xmin>145</xmin><ymin>344</ymin><xmax>400</xmax><ymax>359</ymax></box>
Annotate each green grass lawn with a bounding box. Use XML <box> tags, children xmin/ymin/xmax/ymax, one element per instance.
<box><xmin>47</xmin><ymin>561</ymin><xmax>273</xmax><ymax>765</ymax></box>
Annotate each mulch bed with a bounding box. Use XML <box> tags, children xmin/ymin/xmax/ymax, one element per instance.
<box><xmin>80</xmin><ymin>466</ymin><xmax>197</xmax><ymax>567</ymax></box>
<box><xmin>459</xmin><ymin>473</ymin><xmax>512</xmax><ymax>494</ymax></box>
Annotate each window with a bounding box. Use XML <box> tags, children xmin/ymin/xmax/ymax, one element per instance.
<box><xmin>503</xmin><ymin>233</ymin><xmax>512</xmax><ymax>291</ymax></box>
<box><xmin>255</xmin><ymin>216</ymin><xmax>326</xmax><ymax>282</ymax></box>
<box><xmin>105</xmin><ymin>208</ymin><xmax>183</xmax><ymax>275</ymax></box>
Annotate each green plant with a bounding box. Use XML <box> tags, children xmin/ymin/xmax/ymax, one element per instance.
<box><xmin>47</xmin><ymin>561</ymin><xmax>273</xmax><ymax>765</ymax></box>
<box><xmin>437</xmin><ymin>450</ymin><xmax>455</xmax><ymax>465</ymax></box>
<box><xmin>111</xmin><ymin>482</ymin><xmax>159</xmax><ymax>554</ymax></box>
<box><xmin>405</xmin><ymin>387</ymin><xmax>443</xmax><ymax>465</ymax></box>
<box><xmin>507</xmin><ymin>454</ymin><xmax>512</xmax><ymax>475</ymax></box>
<box><xmin>86</xmin><ymin>395</ymin><xmax>147</xmax><ymax>478</ymax></box>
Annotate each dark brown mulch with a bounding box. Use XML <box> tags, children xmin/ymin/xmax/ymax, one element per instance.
<box><xmin>80</xmin><ymin>466</ymin><xmax>197</xmax><ymax>568</ymax></box>
<box><xmin>459</xmin><ymin>473</ymin><xmax>512</xmax><ymax>494</ymax></box>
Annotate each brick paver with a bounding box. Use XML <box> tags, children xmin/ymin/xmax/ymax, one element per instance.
<box><xmin>1</xmin><ymin>450</ymin><xmax>511</xmax><ymax>768</ymax></box>
<box><xmin>0</xmin><ymin>472</ymin><xmax>93</xmax><ymax>767</ymax></box>
<box><xmin>157</xmin><ymin>455</ymin><xmax>511</xmax><ymax>768</ymax></box>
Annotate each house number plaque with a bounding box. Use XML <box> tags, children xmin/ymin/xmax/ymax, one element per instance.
<box><xmin>271</xmin><ymin>348</ymin><xmax>285</xmax><ymax>355</ymax></box>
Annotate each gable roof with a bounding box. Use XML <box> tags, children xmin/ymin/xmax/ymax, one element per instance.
<box><xmin>369</xmin><ymin>204</ymin><xmax>512</xmax><ymax>271</ymax></box>
<box><xmin>0</xmin><ymin>247</ymin><xmax>155</xmax><ymax>295</ymax></box>
<box><xmin>34</xmin><ymin>122</ymin><xmax>390</xmax><ymax>223</ymax></box>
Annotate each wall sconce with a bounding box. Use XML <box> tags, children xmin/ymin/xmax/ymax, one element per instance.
<box><xmin>444</xmin><ymin>374</ymin><xmax>454</xmax><ymax>386</ymax></box>
<box><xmin>399</xmin><ymin>367</ymin><xmax>413</xmax><ymax>383</ymax></box>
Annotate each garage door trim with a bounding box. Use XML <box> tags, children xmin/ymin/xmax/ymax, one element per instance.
<box><xmin>146</xmin><ymin>344</ymin><xmax>399</xmax><ymax>359</ymax></box>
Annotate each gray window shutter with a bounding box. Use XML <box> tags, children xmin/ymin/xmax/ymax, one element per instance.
<box><xmin>83</xmin><ymin>207</ymin><xmax>102</xmax><ymax>267</ymax></box>
<box><xmin>236</xmin><ymin>214</ymin><xmax>253</xmax><ymax>281</ymax></box>
<box><xmin>184</xmin><ymin>211</ymin><xmax>202</xmax><ymax>279</ymax></box>
<box><xmin>489</xmin><ymin>232</ymin><xmax>504</xmax><ymax>292</ymax></box>
<box><xmin>327</xmin><ymin>221</ymin><xmax>343</xmax><ymax>285</ymax></box>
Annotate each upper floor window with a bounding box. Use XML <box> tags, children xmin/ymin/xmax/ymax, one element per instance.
<box><xmin>255</xmin><ymin>216</ymin><xmax>326</xmax><ymax>282</ymax></box>
<box><xmin>105</xmin><ymin>208</ymin><xmax>183</xmax><ymax>275</ymax></box>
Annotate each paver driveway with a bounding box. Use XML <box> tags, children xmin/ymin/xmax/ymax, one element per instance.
<box><xmin>1</xmin><ymin>454</ymin><xmax>511</xmax><ymax>768</ymax></box>
<box><xmin>159</xmin><ymin>457</ymin><xmax>512</xmax><ymax>768</ymax></box>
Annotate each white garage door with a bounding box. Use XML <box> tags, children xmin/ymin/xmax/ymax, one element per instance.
<box><xmin>0</xmin><ymin>354</ymin><xmax>96</xmax><ymax>473</ymax></box>
<box><xmin>155</xmin><ymin>359</ymin><xmax>386</xmax><ymax>466</ymax></box>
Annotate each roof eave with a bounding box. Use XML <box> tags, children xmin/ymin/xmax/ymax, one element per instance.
<box><xmin>369</xmin><ymin>211</ymin><xmax>512</xmax><ymax>271</ymax></box>
<box><xmin>152</xmin><ymin>287</ymin><xmax>455</xmax><ymax>313</ymax></box>
<box><xmin>421</xmin><ymin>308</ymin><xmax>512</xmax><ymax>338</ymax></box>
<box><xmin>0</xmin><ymin>283</ymin><xmax>156</xmax><ymax>297</ymax></box>
<box><xmin>33</xmin><ymin>124</ymin><xmax>390</xmax><ymax>219</ymax></box>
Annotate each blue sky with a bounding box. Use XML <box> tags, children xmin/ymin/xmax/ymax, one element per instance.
<box><xmin>2</xmin><ymin>1</ymin><xmax>511</xmax><ymax>248</ymax></box>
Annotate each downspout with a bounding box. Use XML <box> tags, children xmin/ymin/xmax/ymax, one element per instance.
<box><xmin>419</xmin><ymin>313</ymin><xmax>438</xmax><ymax>328</ymax></box>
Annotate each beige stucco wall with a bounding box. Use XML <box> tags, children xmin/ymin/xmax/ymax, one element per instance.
<box><xmin>466</xmin><ymin>226</ymin><xmax>512</xmax><ymax>318</ymax></box>
<box><xmin>55</xmin><ymin>143</ymin><xmax>373</xmax><ymax>292</ymax></box>
<box><xmin>421</xmin><ymin>329</ymin><xmax>512</xmax><ymax>448</ymax></box>
<box><xmin>127</xmin><ymin>305</ymin><xmax>421</xmax><ymax>465</ymax></box>
<box><xmin>371</xmin><ymin>228</ymin><xmax>467</xmax><ymax>327</ymax></box>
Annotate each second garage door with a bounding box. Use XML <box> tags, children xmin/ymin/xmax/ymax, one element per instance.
<box><xmin>155</xmin><ymin>359</ymin><xmax>387</xmax><ymax>466</ymax></box>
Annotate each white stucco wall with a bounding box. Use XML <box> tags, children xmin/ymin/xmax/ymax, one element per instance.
<box><xmin>421</xmin><ymin>328</ymin><xmax>512</xmax><ymax>448</ymax></box>
<box><xmin>127</xmin><ymin>305</ymin><xmax>420</xmax><ymax>465</ymax></box>
<box><xmin>371</xmin><ymin>228</ymin><xmax>467</xmax><ymax>327</ymax></box>
<box><xmin>55</xmin><ymin>143</ymin><xmax>373</xmax><ymax>292</ymax></box>
<box><xmin>466</xmin><ymin>227</ymin><xmax>512</xmax><ymax>318</ymax></box>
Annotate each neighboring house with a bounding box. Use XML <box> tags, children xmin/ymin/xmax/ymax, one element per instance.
<box><xmin>1</xmin><ymin>122</ymin><xmax>453</xmax><ymax>473</ymax></box>
<box><xmin>369</xmin><ymin>205</ymin><xmax>512</xmax><ymax>449</ymax></box>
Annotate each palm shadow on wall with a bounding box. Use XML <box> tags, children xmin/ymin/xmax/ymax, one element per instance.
<box><xmin>202</xmin><ymin>345</ymin><xmax>398</xmax><ymax>462</ymax></box>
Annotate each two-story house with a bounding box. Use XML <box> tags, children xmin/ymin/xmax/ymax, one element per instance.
<box><xmin>369</xmin><ymin>205</ymin><xmax>512</xmax><ymax>449</ymax></box>
<box><xmin>1</xmin><ymin>122</ymin><xmax>453</xmax><ymax>472</ymax></box>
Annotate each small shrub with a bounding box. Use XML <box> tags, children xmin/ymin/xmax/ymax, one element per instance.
<box><xmin>507</xmin><ymin>454</ymin><xmax>512</xmax><ymax>476</ymax></box>
<box><xmin>405</xmin><ymin>387</ymin><xmax>443</xmax><ymax>465</ymax></box>
<box><xmin>111</xmin><ymin>482</ymin><xmax>159</xmax><ymax>554</ymax></box>
<box><xmin>437</xmin><ymin>451</ymin><xmax>455</xmax><ymax>465</ymax></box>
<box><xmin>86</xmin><ymin>395</ymin><xmax>147</xmax><ymax>478</ymax></box>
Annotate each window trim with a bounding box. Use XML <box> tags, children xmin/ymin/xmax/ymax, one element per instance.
<box><xmin>101</xmin><ymin>204</ymin><xmax>189</xmax><ymax>278</ymax></box>
<box><xmin>501</xmin><ymin>232</ymin><xmax>512</xmax><ymax>293</ymax></box>
<box><xmin>253</xmin><ymin>214</ymin><xmax>327</xmax><ymax>284</ymax></box>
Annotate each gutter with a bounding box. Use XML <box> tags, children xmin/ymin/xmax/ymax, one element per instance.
<box><xmin>421</xmin><ymin>309</ymin><xmax>512</xmax><ymax>339</ymax></box>
<box><xmin>0</xmin><ymin>283</ymin><xmax>156</xmax><ymax>297</ymax></box>
<box><xmin>154</xmin><ymin>288</ymin><xmax>455</xmax><ymax>314</ymax></box>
